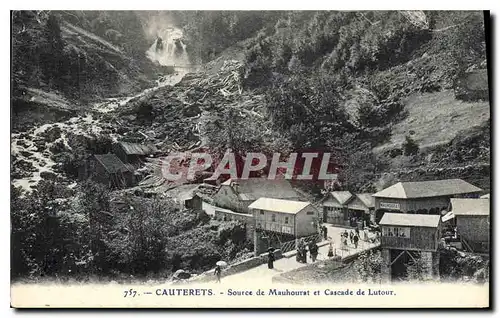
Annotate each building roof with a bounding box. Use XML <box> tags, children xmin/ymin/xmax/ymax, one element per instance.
<box><xmin>451</xmin><ymin>198</ymin><xmax>490</xmax><ymax>216</ymax></box>
<box><xmin>118</xmin><ymin>141</ymin><xmax>158</xmax><ymax>156</ymax></box>
<box><xmin>330</xmin><ymin>191</ymin><xmax>354</xmax><ymax>205</ymax></box>
<box><xmin>355</xmin><ymin>193</ymin><xmax>375</xmax><ymax>208</ymax></box>
<box><xmin>163</xmin><ymin>184</ymin><xmax>202</xmax><ymax>201</ymax></box>
<box><xmin>221</xmin><ymin>178</ymin><xmax>299</xmax><ymax>201</ymax></box>
<box><xmin>480</xmin><ymin>193</ymin><xmax>490</xmax><ymax>199</ymax></box>
<box><xmin>379</xmin><ymin>213</ymin><xmax>441</xmax><ymax>228</ymax></box>
<box><xmin>94</xmin><ymin>154</ymin><xmax>131</xmax><ymax>174</ymax></box>
<box><xmin>373</xmin><ymin>179</ymin><xmax>482</xmax><ymax>199</ymax></box>
<box><xmin>248</xmin><ymin>198</ymin><xmax>311</xmax><ymax>214</ymax></box>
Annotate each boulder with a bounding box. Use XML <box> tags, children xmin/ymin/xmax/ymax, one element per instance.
<box><xmin>172</xmin><ymin>269</ymin><xmax>191</xmax><ymax>280</ymax></box>
<box><xmin>40</xmin><ymin>171</ymin><xmax>58</xmax><ymax>181</ymax></box>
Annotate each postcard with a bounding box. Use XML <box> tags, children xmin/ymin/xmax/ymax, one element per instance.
<box><xmin>10</xmin><ymin>10</ymin><xmax>491</xmax><ymax>308</ymax></box>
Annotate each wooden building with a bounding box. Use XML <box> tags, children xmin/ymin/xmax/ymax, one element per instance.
<box><xmin>373</xmin><ymin>179</ymin><xmax>482</xmax><ymax>222</ymax></box>
<box><xmin>162</xmin><ymin>184</ymin><xmax>205</xmax><ymax>211</ymax></box>
<box><xmin>249</xmin><ymin>198</ymin><xmax>318</xmax><ymax>255</ymax></box>
<box><xmin>320</xmin><ymin>192</ymin><xmax>375</xmax><ymax>227</ymax></box>
<box><xmin>88</xmin><ymin>154</ymin><xmax>135</xmax><ymax>189</ymax></box>
<box><xmin>320</xmin><ymin>191</ymin><xmax>352</xmax><ymax>226</ymax></box>
<box><xmin>379</xmin><ymin>213</ymin><xmax>441</xmax><ymax>281</ymax></box>
<box><xmin>347</xmin><ymin>193</ymin><xmax>375</xmax><ymax>224</ymax></box>
<box><xmin>212</xmin><ymin>177</ymin><xmax>301</xmax><ymax>214</ymax></box>
<box><xmin>450</xmin><ymin>198</ymin><xmax>490</xmax><ymax>253</ymax></box>
<box><xmin>113</xmin><ymin>141</ymin><xmax>159</xmax><ymax>165</ymax></box>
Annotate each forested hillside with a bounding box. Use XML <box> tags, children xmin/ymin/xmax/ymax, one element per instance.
<box><xmin>11</xmin><ymin>11</ymin><xmax>490</xmax><ymax>281</ymax></box>
<box><xmin>166</xmin><ymin>11</ymin><xmax>490</xmax><ymax>191</ymax></box>
<box><xmin>11</xmin><ymin>11</ymin><xmax>161</xmax><ymax>109</ymax></box>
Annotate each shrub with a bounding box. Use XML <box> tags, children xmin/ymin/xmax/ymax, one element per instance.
<box><xmin>403</xmin><ymin>135</ymin><xmax>419</xmax><ymax>156</ymax></box>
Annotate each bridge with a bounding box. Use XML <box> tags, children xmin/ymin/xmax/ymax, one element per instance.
<box><xmin>183</xmin><ymin>224</ymin><xmax>380</xmax><ymax>285</ymax></box>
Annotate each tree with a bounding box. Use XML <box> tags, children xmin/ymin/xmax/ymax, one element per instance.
<box><xmin>11</xmin><ymin>181</ymin><xmax>77</xmax><ymax>277</ymax></box>
<box><xmin>72</xmin><ymin>181</ymin><xmax>113</xmax><ymax>273</ymax></box>
<box><xmin>405</xmin><ymin>254</ymin><xmax>429</xmax><ymax>281</ymax></box>
<box><xmin>403</xmin><ymin>135</ymin><xmax>419</xmax><ymax>156</ymax></box>
<box><xmin>355</xmin><ymin>250</ymin><xmax>382</xmax><ymax>283</ymax></box>
<box><xmin>40</xmin><ymin>13</ymin><xmax>65</xmax><ymax>89</ymax></box>
<box><xmin>108</xmin><ymin>196</ymin><xmax>178</xmax><ymax>274</ymax></box>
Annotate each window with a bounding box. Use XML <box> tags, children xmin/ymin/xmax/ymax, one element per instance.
<box><xmin>382</xmin><ymin>227</ymin><xmax>410</xmax><ymax>238</ymax></box>
<box><xmin>284</xmin><ymin>217</ymin><xmax>289</xmax><ymax>224</ymax></box>
<box><xmin>271</xmin><ymin>214</ymin><xmax>276</xmax><ymax>222</ymax></box>
<box><xmin>260</xmin><ymin>210</ymin><xmax>264</xmax><ymax>215</ymax></box>
<box><xmin>306</xmin><ymin>211</ymin><xmax>314</xmax><ymax>215</ymax></box>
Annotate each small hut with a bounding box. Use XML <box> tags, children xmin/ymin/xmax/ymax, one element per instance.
<box><xmin>90</xmin><ymin>154</ymin><xmax>135</xmax><ymax>189</ymax></box>
<box><xmin>113</xmin><ymin>141</ymin><xmax>159</xmax><ymax>165</ymax></box>
<box><xmin>450</xmin><ymin>198</ymin><xmax>490</xmax><ymax>253</ymax></box>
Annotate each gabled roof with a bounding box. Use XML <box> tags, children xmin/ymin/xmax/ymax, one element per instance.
<box><xmin>163</xmin><ymin>184</ymin><xmax>202</xmax><ymax>201</ymax></box>
<box><xmin>379</xmin><ymin>213</ymin><xmax>440</xmax><ymax>228</ymax></box>
<box><xmin>220</xmin><ymin>178</ymin><xmax>299</xmax><ymax>201</ymax></box>
<box><xmin>451</xmin><ymin>198</ymin><xmax>490</xmax><ymax>216</ymax></box>
<box><xmin>355</xmin><ymin>193</ymin><xmax>375</xmax><ymax>208</ymax></box>
<box><xmin>117</xmin><ymin>141</ymin><xmax>158</xmax><ymax>156</ymax></box>
<box><xmin>373</xmin><ymin>179</ymin><xmax>482</xmax><ymax>199</ymax></box>
<box><xmin>331</xmin><ymin>191</ymin><xmax>354</xmax><ymax>205</ymax></box>
<box><xmin>94</xmin><ymin>154</ymin><xmax>131</xmax><ymax>174</ymax></box>
<box><xmin>248</xmin><ymin>198</ymin><xmax>311</xmax><ymax>214</ymax></box>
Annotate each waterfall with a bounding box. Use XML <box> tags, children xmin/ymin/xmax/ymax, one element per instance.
<box><xmin>146</xmin><ymin>27</ymin><xmax>191</xmax><ymax>68</ymax></box>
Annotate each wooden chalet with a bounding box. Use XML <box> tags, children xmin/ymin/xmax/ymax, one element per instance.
<box><xmin>320</xmin><ymin>191</ymin><xmax>353</xmax><ymax>226</ymax></box>
<box><xmin>379</xmin><ymin>213</ymin><xmax>441</xmax><ymax>281</ymax></box>
<box><xmin>450</xmin><ymin>198</ymin><xmax>490</xmax><ymax>253</ymax></box>
<box><xmin>113</xmin><ymin>141</ymin><xmax>159</xmax><ymax>165</ymax></box>
<box><xmin>320</xmin><ymin>191</ymin><xmax>375</xmax><ymax>227</ymax></box>
<box><xmin>212</xmin><ymin>177</ymin><xmax>301</xmax><ymax>214</ymax></box>
<box><xmin>89</xmin><ymin>154</ymin><xmax>135</xmax><ymax>189</ymax></box>
<box><xmin>249</xmin><ymin>197</ymin><xmax>318</xmax><ymax>255</ymax></box>
<box><xmin>373</xmin><ymin>179</ymin><xmax>482</xmax><ymax>222</ymax></box>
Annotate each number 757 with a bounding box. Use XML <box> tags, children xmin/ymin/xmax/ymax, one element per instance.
<box><xmin>124</xmin><ymin>289</ymin><xmax>137</xmax><ymax>298</ymax></box>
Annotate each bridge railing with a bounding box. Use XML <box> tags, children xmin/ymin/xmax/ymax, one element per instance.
<box><xmin>280</xmin><ymin>233</ymin><xmax>321</xmax><ymax>254</ymax></box>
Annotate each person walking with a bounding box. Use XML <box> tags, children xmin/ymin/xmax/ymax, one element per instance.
<box><xmin>343</xmin><ymin>229</ymin><xmax>349</xmax><ymax>239</ymax></box>
<box><xmin>353</xmin><ymin>234</ymin><xmax>359</xmax><ymax>249</ymax></box>
<box><xmin>349</xmin><ymin>230</ymin><xmax>355</xmax><ymax>244</ymax></box>
<box><xmin>355</xmin><ymin>226</ymin><xmax>360</xmax><ymax>237</ymax></box>
<box><xmin>322</xmin><ymin>225</ymin><xmax>328</xmax><ymax>241</ymax></box>
<box><xmin>268</xmin><ymin>250</ymin><xmax>275</xmax><ymax>269</ymax></box>
<box><xmin>309</xmin><ymin>241</ymin><xmax>319</xmax><ymax>262</ymax></box>
<box><xmin>302</xmin><ymin>244</ymin><xmax>308</xmax><ymax>263</ymax></box>
<box><xmin>214</xmin><ymin>265</ymin><xmax>222</xmax><ymax>283</ymax></box>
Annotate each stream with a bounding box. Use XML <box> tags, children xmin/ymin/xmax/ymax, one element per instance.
<box><xmin>11</xmin><ymin>26</ymin><xmax>196</xmax><ymax>192</ymax></box>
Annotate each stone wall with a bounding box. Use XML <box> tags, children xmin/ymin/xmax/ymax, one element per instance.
<box><xmin>181</xmin><ymin>250</ymin><xmax>283</xmax><ymax>284</ymax></box>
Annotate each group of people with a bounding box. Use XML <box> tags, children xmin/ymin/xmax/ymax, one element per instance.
<box><xmin>341</xmin><ymin>228</ymin><xmax>361</xmax><ymax>249</ymax></box>
<box><xmin>296</xmin><ymin>239</ymin><xmax>320</xmax><ymax>263</ymax></box>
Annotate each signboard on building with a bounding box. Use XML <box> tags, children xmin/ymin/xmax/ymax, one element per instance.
<box><xmin>380</xmin><ymin>202</ymin><xmax>401</xmax><ymax>210</ymax></box>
